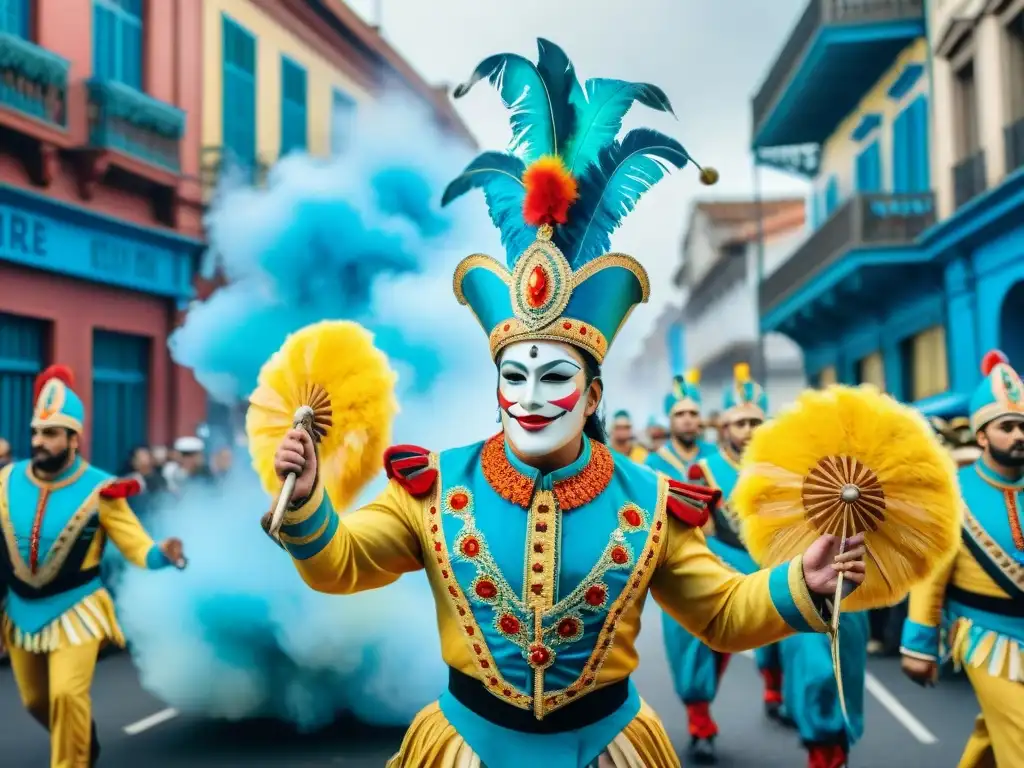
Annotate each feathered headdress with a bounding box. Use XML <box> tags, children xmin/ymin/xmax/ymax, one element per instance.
<box><xmin>443</xmin><ymin>39</ymin><xmax>716</xmax><ymax>363</ymax></box>
<box><xmin>970</xmin><ymin>349</ymin><xmax>1024</xmax><ymax>432</ymax></box>
<box><xmin>722</xmin><ymin>362</ymin><xmax>767</xmax><ymax>422</ymax></box>
<box><xmin>31</xmin><ymin>364</ymin><xmax>85</xmax><ymax>433</ymax></box>
<box><xmin>665</xmin><ymin>369</ymin><xmax>702</xmax><ymax>414</ymax></box>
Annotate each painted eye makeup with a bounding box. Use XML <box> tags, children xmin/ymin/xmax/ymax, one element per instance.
<box><xmin>541</xmin><ymin>373</ymin><xmax>573</xmax><ymax>383</ymax></box>
<box><xmin>500</xmin><ymin>369</ymin><xmax>526</xmax><ymax>383</ymax></box>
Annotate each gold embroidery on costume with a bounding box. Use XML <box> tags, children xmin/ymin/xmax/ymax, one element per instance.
<box><xmin>963</xmin><ymin>509</ymin><xmax>1024</xmax><ymax>592</ymax></box>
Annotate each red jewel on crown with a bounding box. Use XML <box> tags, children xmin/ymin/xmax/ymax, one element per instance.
<box><xmin>499</xmin><ymin>613</ymin><xmax>521</xmax><ymax>635</ymax></box>
<box><xmin>527</xmin><ymin>265</ymin><xmax>549</xmax><ymax>308</ymax></box>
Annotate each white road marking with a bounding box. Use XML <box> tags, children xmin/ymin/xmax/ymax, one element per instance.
<box><xmin>735</xmin><ymin>651</ymin><xmax>938</xmax><ymax>744</ymax></box>
<box><xmin>123</xmin><ymin>707</ymin><xmax>179</xmax><ymax>735</ymax></box>
<box><xmin>865</xmin><ymin>672</ymin><xmax>938</xmax><ymax>744</ymax></box>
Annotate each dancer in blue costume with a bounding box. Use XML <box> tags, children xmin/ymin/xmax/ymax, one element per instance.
<box><xmin>689</xmin><ymin>364</ymin><xmax>867</xmax><ymax>768</ymax></box>
<box><xmin>264</xmin><ymin>39</ymin><xmax>869</xmax><ymax>768</ymax></box>
<box><xmin>901</xmin><ymin>350</ymin><xmax>1024</xmax><ymax>767</ymax></box>
<box><xmin>0</xmin><ymin>365</ymin><xmax>185</xmax><ymax>768</ymax></box>
<box><xmin>644</xmin><ymin>369</ymin><xmax>724</xmax><ymax>763</ymax></box>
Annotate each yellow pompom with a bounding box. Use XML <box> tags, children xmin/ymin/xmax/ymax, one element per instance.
<box><xmin>732</xmin><ymin>384</ymin><xmax>962</xmax><ymax>611</ymax></box>
<box><xmin>684</xmin><ymin>368</ymin><xmax>701</xmax><ymax>385</ymax></box>
<box><xmin>733</xmin><ymin>362</ymin><xmax>750</xmax><ymax>382</ymax></box>
<box><xmin>699</xmin><ymin>166</ymin><xmax>719</xmax><ymax>185</ymax></box>
<box><xmin>246</xmin><ymin>321</ymin><xmax>399</xmax><ymax>512</ymax></box>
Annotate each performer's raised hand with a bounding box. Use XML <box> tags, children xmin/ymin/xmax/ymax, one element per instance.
<box><xmin>274</xmin><ymin>428</ymin><xmax>317</xmax><ymax>500</ymax></box>
<box><xmin>159</xmin><ymin>537</ymin><xmax>187</xmax><ymax>569</ymax></box>
<box><xmin>801</xmin><ymin>533</ymin><xmax>866</xmax><ymax>597</ymax></box>
<box><xmin>900</xmin><ymin>655</ymin><xmax>938</xmax><ymax>687</ymax></box>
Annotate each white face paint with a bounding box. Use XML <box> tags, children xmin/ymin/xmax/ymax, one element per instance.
<box><xmin>497</xmin><ymin>340</ymin><xmax>592</xmax><ymax>458</ymax></box>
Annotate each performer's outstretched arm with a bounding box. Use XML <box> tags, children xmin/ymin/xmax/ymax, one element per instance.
<box><xmin>649</xmin><ymin>517</ymin><xmax>829</xmax><ymax>653</ymax></box>
<box><xmin>278</xmin><ymin>477</ymin><xmax>423</xmax><ymax>595</ymax></box>
<box><xmin>98</xmin><ymin>487</ymin><xmax>175</xmax><ymax>569</ymax></box>
<box><xmin>900</xmin><ymin>549</ymin><xmax>956</xmax><ymax>661</ymax></box>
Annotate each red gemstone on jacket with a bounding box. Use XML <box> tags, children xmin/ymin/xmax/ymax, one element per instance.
<box><xmin>461</xmin><ymin>537</ymin><xmax>481</xmax><ymax>557</ymax></box>
<box><xmin>610</xmin><ymin>546</ymin><xmax>628</xmax><ymax>565</ymax></box>
<box><xmin>474</xmin><ymin>579</ymin><xmax>497</xmax><ymax>599</ymax></box>
<box><xmin>450</xmin><ymin>492</ymin><xmax>469</xmax><ymax>510</ymax></box>
<box><xmin>556</xmin><ymin>618</ymin><xmax>579</xmax><ymax>638</ymax></box>
<box><xmin>527</xmin><ymin>265</ymin><xmax>549</xmax><ymax>307</ymax></box>
<box><xmin>585</xmin><ymin>585</ymin><xmax>606</xmax><ymax>606</ymax></box>
<box><xmin>499</xmin><ymin>614</ymin><xmax>520</xmax><ymax>635</ymax></box>
<box><xmin>623</xmin><ymin>507</ymin><xmax>641</xmax><ymax>527</ymax></box>
<box><xmin>529</xmin><ymin>645</ymin><xmax>551</xmax><ymax>665</ymax></box>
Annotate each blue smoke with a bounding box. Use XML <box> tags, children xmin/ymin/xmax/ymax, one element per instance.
<box><xmin>115</xmin><ymin>95</ymin><xmax>503</xmax><ymax>730</ymax></box>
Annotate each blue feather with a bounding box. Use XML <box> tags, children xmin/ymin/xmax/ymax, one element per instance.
<box><xmin>556</xmin><ymin>128</ymin><xmax>692</xmax><ymax>266</ymax></box>
<box><xmin>453</xmin><ymin>53</ymin><xmax>555</xmax><ymax>163</ymax></box>
<box><xmin>441</xmin><ymin>152</ymin><xmax>534</xmax><ymax>265</ymax></box>
<box><xmin>565</xmin><ymin>78</ymin><xmax>675</xmax><ymax>174</ymax></box>
<box><xmin>533</xmin><ymin>39</ymin><xmax>582</xmax><ymax>156</ymax></box>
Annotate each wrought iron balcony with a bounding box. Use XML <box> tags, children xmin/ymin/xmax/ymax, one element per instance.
<box><xmin>0</xmin><ymin>32</ymin><xmax>68</xmax><ymax>129</ymax></box>
<box><xmin>752</xmin><ymin>0</ymin><xmax>925</xmax><ymax>148</ymax></box>
<box><xmin>760</xmin><ymin>192</ymin><xmax>935</xmax><ymax>313</ymax></box>
<box><xmin>86</xmin><ymin>78</ymin><xmax>185</xmax><ymax>172</ymax></box>
<box><xmin>1004</xmin><ymin>117</ymin><xmax>1024</xmax><ymax>175</ymax></box>
<box><xmin>952</xmin><ymin>151</ymin><xmax>986</xmax><ymax>210</ymax></box>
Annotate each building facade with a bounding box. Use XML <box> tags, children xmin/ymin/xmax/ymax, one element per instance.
<box><xmin>198</xmin><ymin>0</ymin><xmax>473</xmax><ymax>194</ymax></box>
<box><xmin>752</xmin><ymin>0</ymin><xmax>1024</xmax><ymax>417</ymax></box>
<box><xmin>0</xmin><ymin>0</ymin><xmax>206</xmax><ymax>470</ymax></box>
<box><xmin>678</xmin><ymin>199</ymin><xmax>808</xmax><ymax>414</ymax></box>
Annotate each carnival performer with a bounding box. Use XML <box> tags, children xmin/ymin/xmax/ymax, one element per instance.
<box><xmin>0</xmin><ymin>365</ymin><xmax>186</xmax><ymax>768</ymax></box>
<box><xmin>645</xmin><ymin>370</ymin><xmax>721</xmax><ymax>763</ymax></box>
<box><xmin>687</xmin><ymin>365</ymin><xmax>867</xmax><ymax>768</ymax></box>
<box><xmin>262</xmin><ymin>39</ymin><xmax>869</xmax><ymax>768</ymax></box>
<box><xmin>900</xmin><ymin>350</ymin><xmax>1024</xmax><ymax>767</ymax></box>
<box><xmin>609</xmin><ymin>410</ymin><xmax>648</xmax><ymax>463</ymax></box>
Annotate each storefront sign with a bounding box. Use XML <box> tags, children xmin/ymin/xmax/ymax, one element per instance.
<box><xmin>0</xmin><ymin>201</ymin><xmax>195</xmax><ymax>298</ymax></box>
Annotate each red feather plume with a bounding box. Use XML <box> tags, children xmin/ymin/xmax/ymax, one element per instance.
<box><xmin>522</xmin><ymin>156</ymin><xmax>579</xmax><ymax>227</ymax></box>
<box><xmin>33</xmin><ymin>364</ymin><xmax>76</xmax><ymax>402</ymax></box>
<box><xmin>981</xmin><ymin>350</ymin><xmax>1009</xmax><ymax>376</ymax></box>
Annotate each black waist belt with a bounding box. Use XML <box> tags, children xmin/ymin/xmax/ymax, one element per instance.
<box><xmin>447</xmin><ymin>667</ymin><xmax>628</xmax><ymax>734</ymax></box>
<box><xmin>947</xmin><ymin>585</ymin><xmax>1024</xmax><ymax>617</ymax></box>
<box><xmin>5</xmin><ymin>566</ymin><xmax>101</xmax><ymax>600</ymax></box>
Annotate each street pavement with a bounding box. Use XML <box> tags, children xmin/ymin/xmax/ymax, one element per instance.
<box><xmin>0</xmin><ymin>608</ymin><xmax>981</xmax><ymax>767</ymax></box>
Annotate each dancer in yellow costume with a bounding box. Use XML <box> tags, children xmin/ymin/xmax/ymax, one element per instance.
<box><xmin>901</xmin><ymin>350</ymin><xmax>1024</xmax><ymax>768</ymax></box>
<box><xmin>0</xmin><ymin>365</ymin><xmax>186</xmax><ymax>768</ymax></box>
<box><xmin>265</xmin><ymin>39</ymin><xmax>868</xmax><ymax>768</ymax></box>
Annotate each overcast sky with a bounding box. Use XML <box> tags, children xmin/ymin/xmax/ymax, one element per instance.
<box><xmin>347</xmin><ymin>0</ymin><xmax>809</xmax><ymax>371</ymax></box>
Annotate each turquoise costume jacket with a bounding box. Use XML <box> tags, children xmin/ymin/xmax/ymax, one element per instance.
<box><xmin>901</xmin><ymin>462</ymin><xmax>1024</xmax><ymax>680</ymax></box>
<box><xmin>695</xmin><ymin>451</ymin><xmax>759</xmax><ymax>573</ymax></box>
<box><xmin>0</xmin><ymin>457</ymin><xmax>171</xmax><ymax>651</ymax></box>
<box><xmin>644</xmin><ymin>439</ymin><xmax>717</xmax><ymax>482</ymax></box>
<box><xmin>279</xmin><ymin>435</ymin><xmax>831</xmax><ymax>767</ymax></box>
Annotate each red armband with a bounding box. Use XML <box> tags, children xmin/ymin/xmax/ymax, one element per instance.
<box><xmin>665</xmin><ymin>477</ymin><xmax>721</xmax><ymax>528</ymax></box>
<box><xmin>383</xmin><ymin>444</ymin><xmax>438</xmax><ymax>498</ymax></box>
<box><xmin>100</xmin><ymin>478</ymin><xmax>142</xmax><ymax>499</ymax></box>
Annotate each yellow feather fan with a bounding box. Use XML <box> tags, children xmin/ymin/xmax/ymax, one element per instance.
<box><xmin>247</xmin><ymin>320</ymin><xmax>399</xmax><ymax>520</ymax></box>
<box><xmin>732</xmin><ymin>384</ymin><xmax>962</xmax><ymax>612</ymax></box>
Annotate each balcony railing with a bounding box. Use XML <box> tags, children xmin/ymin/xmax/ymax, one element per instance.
<box><xmin>752</xmin><ymin>0</ymin><xmax>926</xmax><ymax>140</ymax></box>
<box><xmin>87</xmin><ymin>79</ymin><xmax>185</xmax><ymax>172</ymax></box>
<box><xmin>0</xmin><ymin>32</ymin><xmax>69</xmax><ymax>128</ymax></box>
<box><xmin>760</xmin><ymin>192</ymin><xmax>935</xmax><ymax>312</ymax></box>
<box><xmin>952</xmin><ymin>150</ymin><xmax>986</xmax><ymax>210</ymax></box>
<box><xmin>1004</xmin><ymin>117</ymin><xmax>1024</xmax><ymax>175</ymax></box>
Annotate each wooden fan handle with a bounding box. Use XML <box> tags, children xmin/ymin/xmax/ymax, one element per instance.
<box><xmin>267</xmin><ymin>406</ymin><xmax>318</xmax><ymax>538</ymax></box>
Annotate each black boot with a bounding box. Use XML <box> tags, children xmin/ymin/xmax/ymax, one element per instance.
<box><xmin>89</xmin><ymin>721</ymin><xmax>101</xmax><ymax>766</ymax></box>
<box><xmin>687</xmin><ymin>735</ymin><xmax>718</xmax><ymax>764</ymax></box>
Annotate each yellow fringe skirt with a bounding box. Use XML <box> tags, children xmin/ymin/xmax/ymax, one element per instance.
<box><xmin>948</xmin><ymin>617</ymin><xmax>1024</xmax><ymax>682</ymax></box>
<box><xmin>1</xmin><ymin>587</ymin><xmax>125</xmax><ymax>654</ymax></box>
<box><xmin>385</xmin><ymin>698</ymin><xmax>680</xmax><ymax>768</ymax></box>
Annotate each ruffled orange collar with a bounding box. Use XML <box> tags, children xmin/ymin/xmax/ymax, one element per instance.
<box><xmin>480</xmin><ymin>433</ymin><xmax>614</xmax><ymax>511</ymax></box>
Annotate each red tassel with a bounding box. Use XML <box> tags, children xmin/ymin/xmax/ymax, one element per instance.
<box><xmin>100</xmin><ymin>478</ymin><xmax>142</xmax><ymax>499</ymax></box>
<box><xmin>522</xmin><ymin>156</ymin><xmax>579</xmax><ymax>227</ymax></box>
<box><xmin>33</xmin><ymin>364</ymin><xmax>76</xmax><ymax>401</ymax></box>
<box><xmin>981</xmin><ymin>349</ymin><xmax>1009</xmax><ymax>376</ymax></box>
<box><xmin>687</xmin><ymin>463</ymin><xmax>705</xmax><ymax>482</ymax></box>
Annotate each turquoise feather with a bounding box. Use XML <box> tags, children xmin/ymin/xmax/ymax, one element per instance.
<box><xmin>533</xmin><ymin>38</ymin><xmax>581</xmax><ymax>155</ymax></box>
<box><xmin>556</xmin><ymin>128</ymin><xmax>692</xmax><ymax>266</ymax></box>
<box><xmin>441</xmin><ymin>152</ymin><xmax>535</xmax><ymax>264</ymax></box>
<box><xmin>564</xmin><ymin>79</ymin><xmax>675</xmax><ymax>174</ymax></box>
